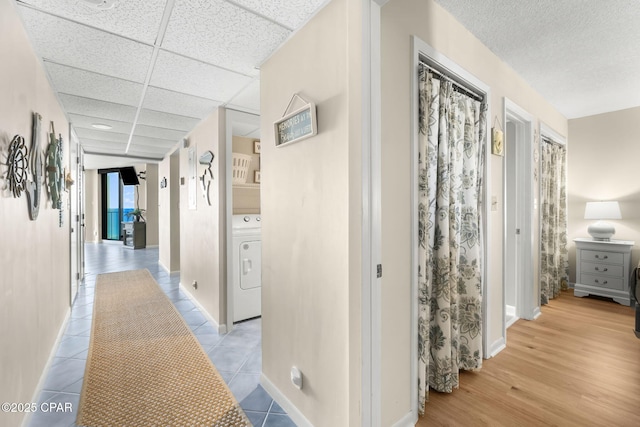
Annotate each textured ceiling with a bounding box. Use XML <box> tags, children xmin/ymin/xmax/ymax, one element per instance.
<box><xmin>15</xmin><ymin>0</ymin><xmax>327</xmax><ymax>169</ymax></box>
<box><xmin>18</xmin><ymin>0</ymin><xmax>639</xmax><ymax>170</ymax></box>
<box><xmin>434</xmin><ymin>0</ymin><xmax>640</xmax><ymax>119</ymax></box>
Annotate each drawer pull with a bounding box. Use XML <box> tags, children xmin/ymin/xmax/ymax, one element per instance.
<box><xmin>594</xmin><ymin>267</ymin><xmax>608</xmax><ymax>272</ymax></box>
<box><xmin>595</xmin><ymin>255</ymin><xmax>608</xmax><ymax>260</ymax></box>
<box><xmin>594</xmin><ymin>279</ymin><xmax>608</xmax><ymax>285</ymax></box>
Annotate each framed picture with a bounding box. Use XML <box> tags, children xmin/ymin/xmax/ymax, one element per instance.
<box><xmin>492</xmin><ymin>128</ymin><xmax>504</xmax><ymax>156</ymax></box>
<box><xmin>254</xmin><ymin>170</ymin><xmax>261</xmax><ymax>184</ymax></box>
<box><xmin>253</xmin><ymin>140</ymin><xmax>261</xmax><ymax>154</ymax></box>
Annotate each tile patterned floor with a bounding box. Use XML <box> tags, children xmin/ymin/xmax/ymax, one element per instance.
<box><xmin>27</xmin><ymin>242</ymin><xmax>295</xmax><ymax>427</ymax></box>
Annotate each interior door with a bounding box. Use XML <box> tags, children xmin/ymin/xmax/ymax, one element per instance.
<box><xmin>69</xmin><ymin>128</ymin><xmax>80</xmax><ymax>304</ymax></box>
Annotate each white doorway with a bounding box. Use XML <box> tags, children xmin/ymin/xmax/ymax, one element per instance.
<box><xmin>503</xmin><ymin>99</ymin><xmax>537</xmax><ymax>338</ymax></box>
<box><xmin>224</xmin><ymin>109</ymin><xmax>261</xmax><ymax>331</ymax></box>
<box><xmin>69</xmin><ymin>127</ymin><xmax>85</xmax><ymax>304</ymax></box>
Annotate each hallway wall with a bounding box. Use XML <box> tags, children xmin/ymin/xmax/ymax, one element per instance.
<box><xmin>260</xmin><ymin>0</ymin><xmax>365</xmax><ymax>425</ymax></box>
<box><xmin>179</xmin><ymin>108</ymin><xmax>227</xmax><ymax>329</ymax></box>
<box><xmin>159</xmin><ymin>151</ymin><xmax>181</xmax><ymax>272</ymax></box>
<box><xmin>567</xmin><ymin>107</ymin><xmax>640</xmax><ymax>280</ymax></box>
<box><xmin>0</xmin><ymin>0</ymin><xmax>71</xmax><ymax>425</ymax></box>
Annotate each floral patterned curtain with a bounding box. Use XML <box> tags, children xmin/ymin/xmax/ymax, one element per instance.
<box><xmin>540</xmin><ymin>140</ymin><xmax>568</xmax><ymax>304</ymax></box>
<box><xmin>417</xmin><ymin>63</ymin><xmax>486</xmax><ymax>415</ymax></box>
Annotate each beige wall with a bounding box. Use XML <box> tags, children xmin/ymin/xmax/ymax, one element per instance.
<box><xmin>260</xmin><ymin>0</ymin><xmax>364</xmax><ymax>425</ymax></box>
<box><xmin>145</xmin><ymin>164</ymin><xmax>159</xmax><ymax>246</ymax></box>
<box><xmin>84</xmin><ymin>169</ymin><xmax>101</xmax><ymax>243</ymax></box>
<box><xmin>380</xmin><ymin>0</ymin><xmax>568</xmax><ymax>424</ymax></box>
<box><xmin>0</xmin><ymin>0</ymin><xmax>71</xmax><ymax>425</ymax></box>
<box><xmin>179</xmin><ymin>108</ymin><xmax>227</xmax><ymax>327</ymax></box>
<box><xmin>567</xmin><ymin>107</ymin><xmax>640</xmax><ymax>280</ymax></box>
<box><xmin>159</xmin><ymin>152</ymin><xmax>181</xmax><ymax>272</ymax></box>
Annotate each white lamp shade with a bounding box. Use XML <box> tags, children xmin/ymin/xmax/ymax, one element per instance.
<box><xmin>585</xmin><ymin>201</ymin><xmax>621</xmax><ymax>241</ymax></box>
<box><xmin>584</xmin><ymin>201</ymin><xmax>621</xmax><ymax>220</ymax></box>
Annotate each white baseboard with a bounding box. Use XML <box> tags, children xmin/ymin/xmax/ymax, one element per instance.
<box><xmin>489</xmin><ymin>336</ymin><xmax>506</xmax><ymax>358</ymax></box>
<box><xmin>392</xmin><ymin>409</ymin><xmax>418</xmax><ymax>427</ymax></box>
<box><xmin>532</xmin><ymin>307</ymin><xmax>542</xmax><ymax>320</ymax></box>
<box><xmin>260</xmin><ymin>373</ymin><xmax>313</xmax><ymax>427</ymax></box>
<box><xmin>158</xmin><ymin>260</ymin><xmax>179</xmax><ymax>275</ymax></box>
<box><xmin>22</xmin><ymin>307</ymin><xmax>71</xmax><ymax>427</ymax></box>
<box><xmin>179</xmin><ymin>283</ymin><xmax>227</xmax><ymax>334</ymax></box>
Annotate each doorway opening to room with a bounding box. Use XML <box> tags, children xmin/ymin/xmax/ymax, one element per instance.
<box><xmin>99</xmin><ymin>168</ymin><xmax>136</xmax><ymax>241</ymax></box>
<box><xmin>503</xmin><ymin>100</ymin><xmax>537</xmax><ymax>337</ymax></box>
<box><xmin>411</xmin><ymin>37</ymin><xmax>491</xmax><ymax>419</ymax></box>
<box><xmin>225</xmin><ymin>110</ymin><xmax>262</xmax><ymax>330</ymax></box>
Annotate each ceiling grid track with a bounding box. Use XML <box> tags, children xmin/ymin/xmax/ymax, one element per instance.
<box><xmin>125</xmin><ymin>0</ymin><xmax>176</xmax><ymax>154</ymax></box>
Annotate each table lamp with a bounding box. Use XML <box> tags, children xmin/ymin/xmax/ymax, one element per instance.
<box><xmin>584</xmin><ymin>201</ymin><xmax>621</xmax><ymax>241</ymax></box>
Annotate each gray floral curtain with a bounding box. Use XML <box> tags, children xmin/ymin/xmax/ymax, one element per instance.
<box><xmin>540</xmin><ymin>140</ymin><xmax>568</xmax><ymax>304</ymax></box>
<box><xmin>417</xmin><ymin>63</ymin><xmax>486</xmax><ymax>415</ymax></box>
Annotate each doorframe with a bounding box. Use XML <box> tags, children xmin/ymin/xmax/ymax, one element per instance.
<box><xmin>361</xmin><ymin>1</ymin><xmax>384</xmax><ymax>425</ymax></box>
<box><xmin>69</xmin><ymin>126</ymin><xmax>83</xmax><ymax>305</ymax></box>
<box><xmin>224</xmin><ymin>108</ymin><xmax>261</xmax><ymax>333</ymax></box>
<box><xmin>538</xmin><ymin>123</ymin><xmax>567</xmax><ymax>301</ymax></box>
<box><xmin>502</xmin><ymin>99</ymin><xmax>537</xmax><ymax>349</ymax></box>
<box><xmin>410</xmin><ymin>36</ymin><xmax>492</xmax><ymax>420</ymax></box>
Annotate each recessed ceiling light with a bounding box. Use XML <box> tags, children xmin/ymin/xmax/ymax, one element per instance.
<box><xmin>91</xmin><ymin>123</ymin><xmax>112</xmax><ymax>130</ymax></box>
<box><xmin>81</xmin><ymin>0</ymin><xmax>118</xmax><ymax>10</ymax></box>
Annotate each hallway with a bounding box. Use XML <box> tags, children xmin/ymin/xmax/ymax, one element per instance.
<box><xmin>27</xmin><ymin>242</ymin><xmax>292</xmax><ymax>427</ymax></box>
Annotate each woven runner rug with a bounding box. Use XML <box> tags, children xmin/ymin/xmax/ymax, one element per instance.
<box><xmin>77</xmin><ymin>269</ymin><xmax>251</xmax><ymax>427</ymax></box>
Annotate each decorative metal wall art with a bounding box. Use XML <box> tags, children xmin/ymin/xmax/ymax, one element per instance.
<box><xmin>45</xmin><ymin>121</ymin><xmax>64</xmax><ymax>226</ymax></box>
<box><xmin>7</xmin><ymin>134</ymin><xmax>28</xmax><ymax>197</ymax></box>
<box><xmin>26</xmin><ymin>112</ymin><xmax>43</xmax><ymax>220</ymax></box>
<box><xmin>199</xmin><ymin>150</ymin><xmax>214</xmax><ymax>206</ymax></box>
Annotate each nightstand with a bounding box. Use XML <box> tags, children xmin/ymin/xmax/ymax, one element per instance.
<box><xmin>574</xmin><ymin>238</ymin><xmax>634</xmax><ymax>306</ymax></box>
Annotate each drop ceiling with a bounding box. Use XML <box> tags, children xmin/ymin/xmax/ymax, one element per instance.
<box><xmin>16</xmin><ymin>0</ymin><xmax>640</xmax><ymax>170</ymax></box>
<box><xmin>14</xmin><ymin>0</ymin><xmax>327</xmax><ymax>169</ymax></box>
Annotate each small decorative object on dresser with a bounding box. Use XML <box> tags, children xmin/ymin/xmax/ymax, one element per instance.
<box><xmin>574</xmin><ymin>238</ymin><xmax>634</xmax><ymax>306</ymax></box>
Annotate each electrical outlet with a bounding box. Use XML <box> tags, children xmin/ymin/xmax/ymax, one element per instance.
<box><xmin>291</xmin><ymin>366</ymin><xmax>302</xmax><ymax>390</ymax></box>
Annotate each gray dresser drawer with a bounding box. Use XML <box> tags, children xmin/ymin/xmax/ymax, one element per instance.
<box><xmin>580</xmin><ymin>250</ymin><xmax>623</xmax><ymax>264</ymax></box>
<box><xmin>580</xmin><ymin>262</ymin><xmax>623</xmax><ymax>277</ymax></box>
<box><xmin>580</xmin><ymin>274</ymin><xmax>624</xmax><ymax>290</ymax></box>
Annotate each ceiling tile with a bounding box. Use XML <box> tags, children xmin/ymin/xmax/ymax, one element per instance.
<box><xmin>127</xmin><ymin>147</ymin><xmax>166</xmax><ymax>158</ymax></box>
<box><xmin>69</xmin><ymin>114</ymin><xmax>133</xmax><ymax>135</ymax></box>
<box><xmin>75</xmin><ymin>128</ymin><xmax>128</xmax><ymax>144</ymax></box>
<box><xmin>143</xmin><ymin>86</ymin><xmax>220</xmax><ymax>118</ymax></box>
<box><xmin>80</xmin><ymin>138</ymin><xmax>127</xmax><ymax>151</ymax></box>
<box><xmin>233</xmin><ymin>0</ymin><xmax>328</xmax><ymax>29</ymax></box>
<box><xmin>17</xmin><ymin>5</ymin><xmax>153</xmax><ymax>82</ymax></box>
<box><xmin>226</xmin><ymin>79</ymin><xmax>260</xmax><ymax>114</ymax></box>
<box><xmin>59</xmin><ymin>94</ymin><xmax>138</xmax><ymax>122</ymax></box>
<box><xmin>151</xmin><ymin>50</ymin><xmax>253</xmax><ymax>101</ymax></box>
<box><xmin>162</xmin><ymin>0</ymin><xmax>290</xmax><ymax>75</ymax></box>
<box><xmin>45</xmin><ymin>62</ymin><xmax>143</xmax><ymax>107</ymax></box>
<box><xmin>18</xmin><ymin>0</ymin><xmax>166</xmax><ymax>44</ymax></box>
<box><xmin>137</xmin><ymin>108</ymin><xmax>200</xmax><ymax>132</ymax></box>
<box><xmin>133</xmin><ymin>124</ymin><xmax>187</xmax><ymax>142</ymax></box>
<box><xmin>130</xmin><ymin>135</ymin><xmax>177</xmax><ymax>148</ymax></box>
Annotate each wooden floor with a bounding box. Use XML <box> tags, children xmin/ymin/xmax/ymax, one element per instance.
<box><xmin>418</xmin><ymin>290</ymin><xmax>640</xmax><ymax>427</ymax></box>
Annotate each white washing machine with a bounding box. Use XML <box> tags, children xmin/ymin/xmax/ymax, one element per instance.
<box><xmin>231</xmin><ymin>214</ymin><xmax>262</xmax><ymax>322</ymax></box>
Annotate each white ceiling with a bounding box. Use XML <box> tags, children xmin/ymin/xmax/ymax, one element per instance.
<box><xmin>15</xmin><ymin>0</ymin><xmax>327</xmax><ymax>169</ymax></box>
<box><xmin>434</xmin><ymin>0</ymin><xmax>640</xmax><ymax>119</ymax></box>
<box><xmin>16</xmin><ymin>1</ymin><xmax>640</xmax><ymax>170</ymax></box>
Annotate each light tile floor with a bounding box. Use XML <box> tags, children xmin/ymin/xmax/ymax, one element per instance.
<box><xmin>27</xmin><ymin>242</ymin><xmax>295</xmax><ymax>427</ymax></box>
